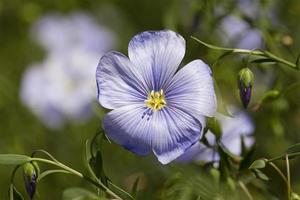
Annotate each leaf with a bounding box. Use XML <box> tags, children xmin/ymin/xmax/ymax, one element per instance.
<box><xmin>252</xmin><ymin>169</ymin><xmax>269</xmax><ymax>181</ymax></box>
<box><xmin>0</xmin><ymin>154</ymin><xmax>31</xmax><ymax>165</ymax></box>
<box><xmin>62</xmin><ymin>187</ymin><xmax>102</xmax><ymax>200</ymax></box>
<box><xmin>249</xmin><ymin>159</ymin><xmax>266</xmax><ymax>169</ymax></box>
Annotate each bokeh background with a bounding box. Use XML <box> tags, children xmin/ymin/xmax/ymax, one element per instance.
<box><xmin>1</xmin><ymin>0</ymin><xmax>300</xmax><ymax>199</ymax></box>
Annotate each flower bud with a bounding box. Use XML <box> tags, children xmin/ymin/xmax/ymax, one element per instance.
<box><xmin>238</xmin><ymin>68</ymin><xmax>254</xmax><ymax>108</ymax></box>
<box><xmin>23</xmin><ymin>162</ymin><xmax>39</xmax><ymax>199</ymax></box>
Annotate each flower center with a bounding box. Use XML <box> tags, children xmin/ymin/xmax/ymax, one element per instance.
<box><xmin>145</xmin><ymin>89</ymin><xmax>166</xmax><ymax>111</ymax></box>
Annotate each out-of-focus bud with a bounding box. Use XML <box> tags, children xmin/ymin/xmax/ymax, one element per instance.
<box><xmin>23</xmin><ymin>162</ymin><xmax>39</xmax><ymax>199</ymax></box>
<box><xmin>238</xmin><ymin>68</ymin><xmax>254</xmax><ymax>108</ymax></box>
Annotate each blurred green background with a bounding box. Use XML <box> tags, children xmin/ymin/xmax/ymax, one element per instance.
<box><xmin>1</xmin><ymin>0</ymin><xmax>300</xmax><ymax>199</ymax></box>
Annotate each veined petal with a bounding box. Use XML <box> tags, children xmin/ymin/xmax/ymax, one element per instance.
<box><xmin>165</xmin><ymin>59</ymin><xmax>217</xmax><ymax>118</ymax></box>
<box><xmin>128</xmin><ymin>30</ymin><xmax>185</xmax><ymax>91</ymax></box>
<box><xmin>96</xmin><ymin>51</ymin><xmax>148</xmax><ymax>109</ymax></box>
<box><xmin>151</xmin><ymin>107</ymin><xmax>205</xmax><ymax>164</ymax></box>
<box><xmin>103</xmin><ymin>104</ymin><xmax>204</xmax><ymax>164</ymax></box>
<box><xmin>102</xmin><ymin>104</ymin><xmax>151</xmax><ymax>155</ymax></box>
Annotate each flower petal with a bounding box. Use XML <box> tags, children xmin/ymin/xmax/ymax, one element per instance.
<box><xmin>176</xmin><ymin>142</ymin><xmax>216</xmax><ymax>163</ymax></box>
<box><xmin>220</xmin><ymin>111</ymin><xmax>255</xmax><ymax>155</ymax></box>
<box><xmin>103</xmin><ymin>104</ymin><xmax>204</xmax><ymax>164</ymax></box>
<box><xmin>151</xmin><ymin>107</ymin><xmax>205</xmax><ymax>164</ymax></box>
<box><xmin>96</xmin><ymin>51</ymin><xmax>149</xmax><ymax>109</ymax></box>
<box><xmin>165</xmin><ymin>59</ymin><xmax>217</xmax><ymax>118</ymax></box>
<box><xmin>128</xmin><ymin>30</ymin><xmax>185</xmax><ymax>91</ymax></box>
<box><xmin>102</xmin><ymin>104</ymin><xmax>151</xmax><ymax>156</ymax></box>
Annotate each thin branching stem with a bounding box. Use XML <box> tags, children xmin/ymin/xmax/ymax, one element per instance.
<box><xmin>238</xmin><ymin>181</ymin><xmax>254</xmax><ymax>200</ymax></box>
<box><xmin>268</xmin><ymin>162</ymin><xmax>288</xmax><ymax>184</ymax></box>
<box><xmin>286</xmin><ymin>155</ymin><xmax>291</xmax><ymax>200</ymax></box>
<box><xmin>29</xmin><ymin>157</ymin><xmax>123</xmax><ymax>200</ymax></box>
<box><xmin>191</xmin><ymin>36</ymin><xmax>299</xmax><ymax>70</ymax></box>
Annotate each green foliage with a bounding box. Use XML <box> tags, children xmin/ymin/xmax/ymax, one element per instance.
<box><xmin>2</xmin><ymin>0</ymin><xmax>300</xmax><ymax>200</ymax></box>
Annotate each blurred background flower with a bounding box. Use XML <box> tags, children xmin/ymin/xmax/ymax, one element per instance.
<box><xmin>178</xmin><ymin>107</ymin><xmax>255</xmax><ymax>163</ymax></box>
<box><xmin>20</xmin><ymin>12</ymin><xmax>116</xmax><ymax>129</ymax></box>
<box><xmin>1</xmin><ymin>0</ymin><xmax>300</xmax><ymax>199</ymax></box>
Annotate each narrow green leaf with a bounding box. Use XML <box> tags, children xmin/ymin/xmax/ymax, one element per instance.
<box><xmin>0</xmin><ymin>154</ymin><xmax>31</xmax><ymax>165</ymax></box>
<box><xmin>252</xmin><ymin>169</ymin><xmax>269</xmax><ymax>181</ymax></box>
<box><xmin>249</xmin><ymin>159</ymin><xmax>266</xmax><ymax>169</ymax></box>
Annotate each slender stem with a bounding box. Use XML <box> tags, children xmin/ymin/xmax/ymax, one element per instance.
<box><xmin>191</xmin><ymin>36</ymin><xmax>299</xmax><ymax>70</ymax></box>
<box><xmin>37</xmin><ymin>169</ymin><xmax>72</xmax><ymax>182</ymax></box>
<box><xmin>29</xmin><ymin>157</ymin><xmax>123</xmax><ymax>200</ymax></box>
<box><xmin>238</xmin><ymin>181</ymin><xmax>253</xmax><ymax>200</ymax></box>
<box><xmin>268</xmin><ymin>162</ymin><xmax>288</xmax><ymax>184</ymax></box>
<box><xmin>9</xmin><ymin>165</ymin><xmax>21</xmax><ymax>200</ymax></box>
<box><xmin>31</xmin><ymin>149</ymin><xmax>60</xmax><ymax>163</ymax></box>
<box><xmin>286</xmin><ymin>155</ymin><xmax>291</xmax><ymax>200</ymax></box>
<box><xmin>268</xmin><ymin>152</ymin><xmax>300</xmax><ymax>163</ymax></box>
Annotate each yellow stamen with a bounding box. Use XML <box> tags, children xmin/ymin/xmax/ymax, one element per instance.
<box><xmin>145</xmin><ymin>89</ymin><xmax>166</xmax><ymax>111</ymax></box>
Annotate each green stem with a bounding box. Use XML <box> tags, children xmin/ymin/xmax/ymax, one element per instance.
<box><xmin>29</xmin><ymin>157</ymin><xmax>123</xmax><ymax>200</ymax></box>
<box><xmin>268</xmin><ymin>162</ymin><xmax>288</xmax><ymax>184</ymax></box>
<box><xmin>9</xmin><ymin>165</ymin><xmax>21</xmax><ymax>200</ymax></box>
<box><xmin>286</xmin><ymin>155</ymin><xmax>291</xmax><ymax>200</ymax></box>
<box><xmin>31</xmin><ymin>149</ymin><xmax>60</xmax><ymax>163</ymax></box>
<box><xmin>267</xmin><ymin>152</ymin><xmax>300</xmax><ymax>163</ymax></box>
<box><xmin>238</xmin><ymin>181</ymin><xmax>254</xmax><ymax>200</ymax></box>
<box><xmin>191</xmin><ymin>36</ymin><xmax>299</xmax><ymax>70</ymax></box>
<box><xmin>37</xmin><ymin>169</ymin><xmax>72</xmax><ymax>182</ymax></box>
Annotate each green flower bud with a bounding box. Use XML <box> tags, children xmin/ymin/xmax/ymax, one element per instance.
<box><xmin>238</xmin><ymin>68</ymin><xmax>254</xmax><ymax>108</ymax></box>
<box><xmin>23</xmin><ymin>162</ymin><xmax>39</xmax><ymax>199</ymax></box>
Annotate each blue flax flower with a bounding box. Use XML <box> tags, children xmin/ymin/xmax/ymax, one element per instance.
<box><xmin>96</xmin><ymin>30</ymin><xmax>217</xmax><ymax>164</ymax></box>
<box><xmin>177</xmin><ymin>107</ymin><xmax>255</xmax><ymax>164</ymax></box>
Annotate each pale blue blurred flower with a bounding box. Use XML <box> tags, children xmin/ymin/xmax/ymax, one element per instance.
<box><xmin>96</xmin><ymin>30</ymin><xmax>217</xmax><ymax>164</ymax></box>
<box><xmin>219</xmin><ymin>15</ymin><xmax>263</xmax><ymax>49</ymax></box>
<box><xmin>178</xmin><ymin>108</ymin><xmax>255</xmax><ymax>163</ymax></box>
<box><xmin>32</xmin><ymin>12</ymin><xmax>115</xmax><ymax>54</ymax></box>
<box><xmin>21</xmin><ymin>13</ymin><xmax>115</xmax><ymax>129</ymax></box>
